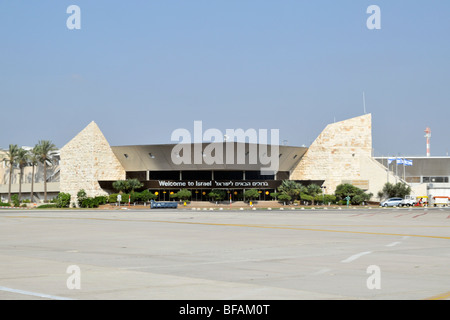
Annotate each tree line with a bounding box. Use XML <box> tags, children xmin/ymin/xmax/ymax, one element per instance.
<box><xmin>270</xmin><ymin>180</ymin><xmax>374</xmax><ymax>205</ymax></box>
<box><xmin>2</xmin><ymin>140</ymin><xmax>57</xmax><ymax>204</ymax></box>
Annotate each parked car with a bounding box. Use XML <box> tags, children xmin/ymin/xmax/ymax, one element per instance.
<box><xmin>380</xmin><ymin>197</ymin><xmax>403</xmax><ymax>207</ymax></box>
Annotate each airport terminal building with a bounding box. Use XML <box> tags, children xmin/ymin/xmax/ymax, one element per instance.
<box><xmin>58</xmin><ymin>114</ymin><xmax>375</xmax><ymax>204</ymax></box>
<box><xmin>1</xmin><ymin>113</ymin><xmax>449</xmax><ymax>205</ymax></box>
<box><xmin>101</xmin><ymin>142</ymin><xmax>327</xmax><ymax>202</ymax></box>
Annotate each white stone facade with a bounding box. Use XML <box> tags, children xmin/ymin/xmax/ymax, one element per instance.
<box><xmin>290</xmin><ymin>113</ymin><xmax>425</xmax><ymax>198</ymax></box>
<box><xmin>60</xmin><ymin>121</ymin><xmax>126</xmax><ymax>206</ymax></box>
<box><xmin>291</xmin><ymin>114</ymin><xmax>373</xmax><ymax>192</ymax></box>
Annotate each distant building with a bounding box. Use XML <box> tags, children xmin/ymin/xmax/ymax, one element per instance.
<box><xmin>375</xmin><ymin>156</ymin><xmax>450</xmax><ymax>200</ymax></box>
<box><xmin>0</xmin><ymin>149</ymin><xmax>60</xmax><ymax>202</ymax></box>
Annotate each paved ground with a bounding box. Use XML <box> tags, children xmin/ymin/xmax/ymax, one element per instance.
<box><xmin>0</xmin><ymin>207</ymin><xmax>449</xmax><ymax>300</ymax></box>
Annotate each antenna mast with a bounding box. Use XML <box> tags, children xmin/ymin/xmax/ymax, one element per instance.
<box><xmin>425</xmin><ymin>127</ymin><xmax>431</xmax><ymax>157</ymax></box>
<box><xmin>363</xmin><ymin>92</ymin><xmax>367</xmax><ymax>114</ymax></box>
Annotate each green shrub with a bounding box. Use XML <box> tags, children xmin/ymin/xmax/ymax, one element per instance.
<box><xmin>244</xmin><ymin>189</ymin><xmax>260</xmax><ymax>201</ymax></box>
<box><xmin>351</xmin><ymin>195</ymin><xmax>365</xmax><ymax>205</ymax></box>
<box><xmin>175</xmin><ymin>189</ymin><xmax>192</xmax><ymax>201</ymax></box>
<box><xmin>121</xmin><ymin>194</ymin><xmax>130</xmax><ymax>203</ymax></box>
<box><xmin>208</xmin><ymin>189</ymin><xmax>225</xmax><ymax>201</ymax></box>
<box><xmin>323</xmin><ymin>194</ymin><xmax>337</xmax><ymax>204</ymax></box>
<box><xmin>130</xmin><ymin>192</ymin><xmax>139</xmax><ymax>203</ymax></box>
<box><xmin>77</xmin><ymin>189</ymin><xmax>87</xmax><ymax>207</ymax></box>
<box><xmin>300</xmin><ymin>193</ymin><xmax>313</xmax><ymax>202</ymax></box>
<box><xmin>94</xmin><ymin>196</ymin><xmax>107</xmax><ymax>205</ymax></box>
<box><xmin>140</xmin><ymin>190</ymin><xmax>157</xmax><ymax>202</ymax></box>
<box><xmin>11</xmin><ymin>195</ymin><xmax>20</xmax><ymax>207</ymax></box>
<box><xmin>80</xmin><ymin>198</ymin><xmax>94</xmax><ymax>208</ymax></box>
<box><xmin>0</xmin><ymin>202</ymin><xmax>11</xmax><ymax>207</ymax></box>
<box><xmin>132</xmin><ymin>191</ymin><xmax>141</xmax><ymax>202</ymax></box>
<box><xmin>37</xmin><ymin>204</ymin><xmax>58</xmax><ymax>209</ymax></box>
<box><xmin>269</xmin><ymin>192</ymin><xmax>279</xmax><ymax>200</ymax></box>
<box><xmin>56</xmin><ymin>192</ymin><xmax>71</xmax><ymax>208</ymax></box>
<box><xmin>277</xmin><ymin>194</ymin><xmax>291</xmax><ymax>203</ymax></box>
<box><xmin>79</xmin><ymin>196</ymin><xmax>108</xmax><ymax>208</ymax></box>
<box><xmin>313</xmin><ymin>194</ymin><xmax>337</xmax><ymax>205</ymax></box>
<box><xmin>111</xmin><ymin>191</ymin><xmax>156</xmax><ymax>204</ymax></box>
<box><xmin>335</xmin><ymin>183</ymin><xmax>372</xmax><ymax>204</ymax></box>
<box><xmin>81</xmin><ymin>198</ymin><xmax>95</xmax><ymax>208</ymax></box>
<box><xmin>109</xmin><ymin>193</ymin><xmax>128</xmax><ymax>203</ymax></box>
<box><xmin>109</xmin><ymin>193</ymin><xmax>118</xmax><ymax>203</ymax></box>
<box><xmin>75</xmin><ymin>189</ymin><xmax>108</xmax><ymax>208</ymax></box>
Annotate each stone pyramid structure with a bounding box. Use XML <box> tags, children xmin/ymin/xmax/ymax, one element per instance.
<box><xmin>60</xmin><ymin>121</ymin><xmax>126</xmax><ymax>206</ymax></box>
<box><xmin>291</xmin><ymin>114</ymin><xmax>373</xmax><ymax>192</ymax></box>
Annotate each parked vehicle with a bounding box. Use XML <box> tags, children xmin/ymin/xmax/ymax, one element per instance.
<box><xmin>415</xmin><ymin>196</ymin><xmax>428</xmax><ymax>206</ymax></box>
<box><xmin>150</xmin><ymin>199</ymin><xmax>178</xmax><ymax>209</ymax></box>
<box><xmin>432</xmin><ymin>196</ymin><xmax>449</xmax><ymax>207</ymax></box>
<box><xmin>399</xmin><ymin>195</ymin><xmax>417</xmax><ymax>207</ymax></box>
<box><xmin>380</xmin><ymin>197</ymin><xmax>403</xmax><ymax>207</ymax></box>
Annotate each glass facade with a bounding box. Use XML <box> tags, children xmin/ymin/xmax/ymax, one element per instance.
<box><xmin>99</xmin><ymin>170</ymin><xmax>322</xmax><ymax>202</ymax></box>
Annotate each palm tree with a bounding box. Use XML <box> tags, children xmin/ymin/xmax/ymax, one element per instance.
<box><xmin>3</xmin><ymin>144</ymin><xmax>19</xmax><ymax>203</ymax></box>
<box><xmin>36</xmin><ymin>140</ymin><xmax>57</xmax><ymax>202</ymax></box>
<box><xmin>112</xmin><ymin>180</ymin><xmax>128</xmax><ymax>194</ymax></box>
<box><xmin>29</xmin><ymin>146</ymin><xmax>40</xmax><ymax>203</ymax></box>
<box><xmin>127</xmin><ymin>178</ymin><xmax>143</xmax><ymax>193</ymax></box>
<box><xmin>16</xmin><ymin>148</ymin><xmax>29</xmax><ymax>202</ymax></box>
<box><xmin>306</xmin><ymin>184</ymin><xmax>323</xmax><ymax>205</ymax></box>
<box><xmin>278</xmin><ymin>180</ymin><xmax>304</xmax><ymax>203</ymax></box>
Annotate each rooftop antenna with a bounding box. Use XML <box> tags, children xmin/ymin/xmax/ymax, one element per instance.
<box><xmin>363</xmin><ymin>91</ymin><xmax>367</xmax><ymax>114</ymax></box>
<box><xmin>425</xmin><ymin>127</ymin><xmax>431</xmax><ymax>157</ymax></box>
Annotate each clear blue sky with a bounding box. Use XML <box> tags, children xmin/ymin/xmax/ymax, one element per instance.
<box><xmin>1</xmin><ymin>1</ymin><xmax>449</xmax><ymax>157</ymax></box>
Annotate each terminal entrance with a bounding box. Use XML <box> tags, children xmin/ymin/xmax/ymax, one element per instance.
<box><xmin>128</xmin><ymin>170</ymin><xmax>285</xmax><ymax>202</ymax></box>
<box><xmin>99</xmin><ymin>170</ymin><xmax>323</xmax><ymax>203</ymax></box>
<box><xmin>152</xmin><ymin>188</ymin><xmax>276</xmax><ymax>202</ymax></box>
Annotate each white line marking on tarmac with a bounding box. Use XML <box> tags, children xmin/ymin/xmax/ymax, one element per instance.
<box><xmin>0</xmin><ymin>286</ymin><xmax>73</xmax><ymax>300</ymax></box>
<box><xmin>311</xmin><ymin>268</ymin><xmax>333</xmax><ymax>276</ymax></box>
<box><xmin>386</xmin><ymin>241</ymin><xmax>401</xmax><ymax>247</ymax></box>
<box><xmin>341</xmin><ymin>251</ymin><xmax>372</xmax><ymax>263</ymax></box>
<box><xmin>386</xmin><ymin>236</ymin><xmax>410</xmax><ymax>247</ymax></box>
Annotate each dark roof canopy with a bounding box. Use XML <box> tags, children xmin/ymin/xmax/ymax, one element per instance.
<box><xmin>111</xmin><ymin>143</ymin><xmax>307</xmax><ymax>172</ymax></box>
